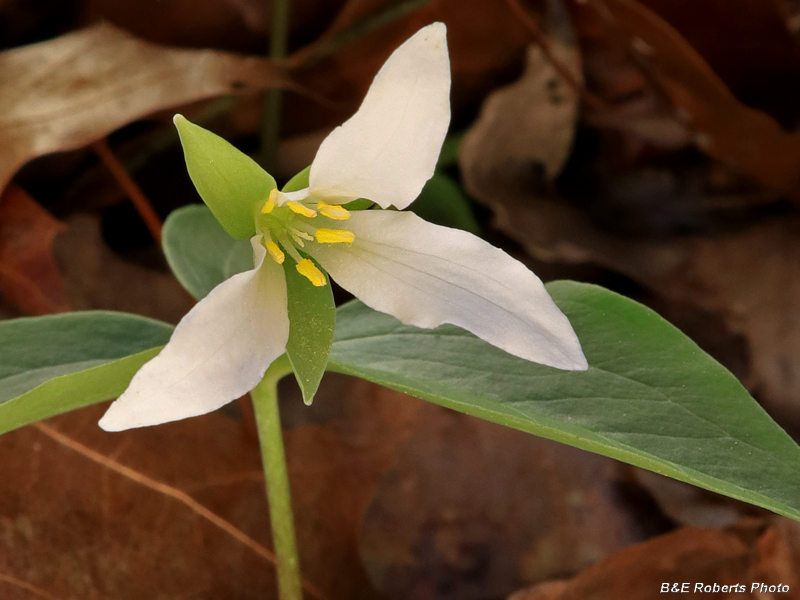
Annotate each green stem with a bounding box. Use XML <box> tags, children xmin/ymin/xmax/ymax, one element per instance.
<box><xmin>251</xmin><ymin>355</ymin><xmax>302</xmax><ymax>600</ymax></box>
<box><xmin>261</xmin><ymin>0</ymin><xmax>292</xmax><ymax>171</ymax></box>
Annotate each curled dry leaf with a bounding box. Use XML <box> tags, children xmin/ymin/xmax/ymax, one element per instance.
<box><xmin>508</xmin><ymin>523</ymin><xmax>800</xmax><ymax>600</ymax></box>
<box><xmin>460</xmin><ymin>36</ymin><xmax>580</xmax><ymax>190</ymax></box>
<box><xmin>0</xmin><ymin>185</ymin><xmax>70</xmax><ymax>315</ymax></box>
<box><xmin>0</xmin><ymin>23</ymin><xmax>287</xmax><ymax>195</ymax></box>
<box><xmin>569</xmin><ymin>0</ymin><xmax>692</xmax><ymax>151</ymax></box>
<box><xmin>592</xmin><ymin>0</ymin><xmax>800</xmax><ymax>199</ymax></box>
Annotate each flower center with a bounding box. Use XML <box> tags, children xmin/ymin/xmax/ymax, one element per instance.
<box><xmin>256</xmin><ymin>189</ymin><xmax>354</xmax><ymax>287</ymax></box>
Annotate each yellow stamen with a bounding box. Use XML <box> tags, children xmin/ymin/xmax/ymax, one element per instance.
<box><xmin>287</xmin><ymin>201</ymin><xmax>317</xmax><ymax>218</ymax></box>
<box><xmin>261</xmin><ymin>188</ymin><xmax>278</xmax><ymax>214</ymax></box>
<box><xmin>296</xmin><ymin>258</ymin><xmax>326</xmax><ymax>287</ymax></box>
<box><xmin>317</xmin><ymin>201</ymin><xmax>350</xmax><ymax>220</ymax></box>
<box><xmin>315</xmin><ymin>228</ymin><xmax>355</xmax><ymax>244</ymax></box>
<box><xmin>292</xmin><ymin>230</ymin><xmax>314</xmax><ymax>241</ymax></box>
<box><xmin>266</xmin><ymin>240</ymin><xmax>285</xmax><ymax>264</ymax></box>
<box><xmin>278</xmin><ymin>233</ymin><xmax>303</xmax><ymax>263</ymax></box>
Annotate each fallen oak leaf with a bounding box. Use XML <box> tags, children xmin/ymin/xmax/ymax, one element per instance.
<box><xmin>0</xmin><ymin>23</ymin><xmax>290</xmax><ymax>195</ymax></box>
<box><xmin>0</xmin><ymin>184</ymin><xmax>69</xmax><ymax>315</ymax></box>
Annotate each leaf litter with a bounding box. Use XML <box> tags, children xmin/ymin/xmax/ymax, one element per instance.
<box><xmin>0</xmin><ymin>23</ymin><xmax>287</xmax><ymax>196</ymax></box>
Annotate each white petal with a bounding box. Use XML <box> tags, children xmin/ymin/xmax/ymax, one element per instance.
<box><xmin>275</xmin><ymin>188</ymin><xmax>310</xmax><ymax>205</ymax></box>
<box><xmin>309</xmin><ymin>211</ymin><xmax>587</xmax><ymax>370</ymax></box>
<box><xmin>99</xmin><ymin>238</ymin><xmax>289</xmax><ymax>430</ymax></box>
<box><xmin>308</xmin><ymin>22</ymin><xmax>451</xmax><ymax>209</ymax></box>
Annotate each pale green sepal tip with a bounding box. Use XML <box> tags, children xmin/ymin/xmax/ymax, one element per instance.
<box><xmin>173</xmin><ymin>114</ymin><xmax>276</xmax><ymax>240</ymax></box>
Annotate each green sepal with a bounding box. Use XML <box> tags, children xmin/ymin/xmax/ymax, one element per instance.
<box><xmin>342</xmin><ymin>198</ymin><xmax>374</xmax><ymax>211</ymax></box>
<box><xmin>283</xmin><ymin>166</ymin><xmax>310</xmax><ymax>192</ymax></box>
<box><xmin>174</xmin><ymin>115</ymin><xmax>276</xmax><ymax>239</ymax></box>
<box><xmin>283</xmin><ymin>255</ymin><xmax>336</xmax><ymax>405</ymax></box>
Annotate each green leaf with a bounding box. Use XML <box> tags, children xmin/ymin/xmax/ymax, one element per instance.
<box><xmin>283</xmin><ymin>256</ymin><xmax>335</xmax><ymax>404</ymax></box>
<box><xmin>0</xmin><ymin>312</ymin><xmax>172</xmax><ymax>435</ymax></box>
<box><xmin>174</xmin><ymin>115</ymin><xmax>276</xmax><ymax>239</ymax></box>
<box><xmin>122</xmin><ymin>208</ymin><xmax>800</xmax><ymax>520</ymax></box>
<box><xmin>436</xmin><ymin>134</ymin><xmax>462</xmax><ymax>170</ymax></box>
<box><xmin>409</xmin><ymin>174</ymin><xmax>480</xmax><ymax>234</ymax></box>
<box><xmin>163</xmin><ymin>204</ymin><xmax>252</xmax><ymax>300</ymax></box>
<box><xmin>328</xmin><ymin>282</ymin><xmax>800</xmax><ymax>521</ymax></box>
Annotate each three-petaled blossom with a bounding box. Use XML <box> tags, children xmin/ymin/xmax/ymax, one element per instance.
<box><xmin>99</xmin><ymin>22</ymin><xmax>588</xmax><ymax>431</ymax></box>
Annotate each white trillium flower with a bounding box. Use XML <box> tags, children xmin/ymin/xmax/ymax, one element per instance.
<box><xmin>99</xmin><ymin>22</ymin><xmax>588</xmax><ymax>432</ymax></box>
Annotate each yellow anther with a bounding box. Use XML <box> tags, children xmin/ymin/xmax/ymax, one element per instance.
<box><xmin>296</xmin><ymin>258</ymin><xmax>326</xmax><ymax>287</ymax></box>
<box><xmin>266</xmin><ymin>240</ymin><xmax>285</xmax><ymax>264</ymax></box>
<box><xmin>287</xmin><ymin>201</ymin><xmax>317</xmax><ymax>218</ymax></box>
<box><xmin>315</xmin><ymin>228</ymin><xmax>355</xmax><ymax>244</ymax></box>
<box><xmin>317</xmin><ymin>201</ymin><xmax>351</xmax><ymax>220</ymax></box>
<box><xmin>261</xmin><ymin>189</ymin><xmax>278</xmax><ymax>214</ymax></box>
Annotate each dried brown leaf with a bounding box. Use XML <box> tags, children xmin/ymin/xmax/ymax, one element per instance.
<box><xmin>0</xmin><ymin>184</ymin><xmax>69</xmax><ymax>315</ymax></box>
<box><xmin>0</xmin><ymin>23</ymin><xmax>287</xmax><ymax>195</ymax></box>
<box><xmin>510</xmin><ymin>518</ymin><xmax>800</xmax><ymax>599</ymax></box>
<box><xmin>633</xmin><ymin>469</ymin><xmax>759</xmax><ymax>529</ymax></box>
<box><xmin>461</xmin><ymin>38</ymin><xmax>580</xmax><ymax>191</ymax></box>
<box><xmin>285</xmin><ymin>0</ymin><xmax>532</xmax><ymax>135</ymax></box>
<box><xmin>593</xmin><ymin>0</ymin><xmax>800</xmax><ymax>198</ymax></box>
<box><xmin>509</xmin><ymin>527</ymin><xmax>751</xmax><ymax>600</ymax></box>
<box><xmin>637</xmin><ymin>0</ymin><xmax>800</xmax><ymax>111</ymax></box>
<box><xmin>53</xmin><ymin>215</ymin><xmax>194</xmax><ymax>324</ymax></box>
<box><xmin>0</xmin><ymin>407</ymin><xmax>279</xmax><ymax>600</ymax></box>
<box><xmin>0</xmin><ymin>376</ymin><xmax>431</xmax><ymax>599</ymax></box>
<box><xmin>460</xmin><ymin>2</ymin><xmax>800</xmax><ymax>421</ymax></box>
<box><xmin>359</xmin><ymin>405</ymin><xmax>645</xmax><ymax>599</ymax></box>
